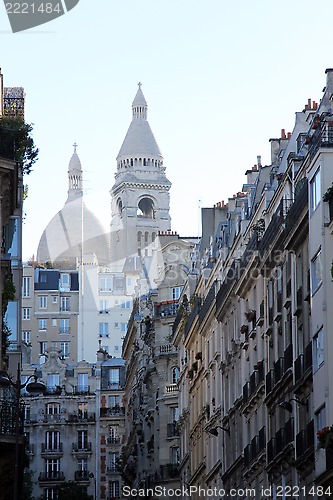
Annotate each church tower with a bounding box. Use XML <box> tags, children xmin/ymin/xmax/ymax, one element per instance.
<box><xmin>110</xmin><ymin>84</ymin><xmax>172</xmax><ymax>269</ymax></box>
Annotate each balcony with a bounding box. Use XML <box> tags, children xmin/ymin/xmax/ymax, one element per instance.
<box><xmin>67</xmin><ymin>412</ymin><xmax>96</xmax><ymax>423</ymax></box>
<box><xmin>44</xmin><ymin>386</ymin><xmax>62</xmax><ymax>395</ymax></box>
<box><xmin>274</xmin><ymin>357</ymin><xmax>284</xmax><ymax>385</ymax></box>
<box><xmin>216</xmin><ymin>262</ymin><xmax>237</xmax><ymax>318</ymax></box>
<box><xmin>266</xmin><ymin>370</ymin><xmax>274</xmax><ymax>395</ymax></box>
<box><xmin>184</xmin><ymin>297</ymin><xmax>201</xmax><ymax>338</ymax></box>
<box><xmin>284</xmin><ymin>178</ymin><xmax>308</xmax><ymax>232</ymax></box>
<box><xmin>75</xmin><ymin>470</ymin><xmax>90</xmax><ymax>482</ymax></box>
<box><xmin>159</xmin><ymin>464</ymin><xmax>179</xmax><ymax>480</ymax></box>
<box><xmin>275</xmin><ymin>292</ymin><xmax>282</xmax><ymax>321</ymax></box>
<box><xmin>74</xmin><ymin>385</ymin><xmax>90</xmax><ymax>395</ymax></box>
<box><xmin>243</xmin><ymin>428</ymin><xmax>265</xmax><ymax>466</ymax></box>
<box><xmin>198</xmin><ymin>283</ymin><xmax>216</xmax><ymax>324</ymax></box>
<box><xmin>165</xmin><ymin>383</ymin><xmax>178</xmax><ymax>395</ymax></box>
<box><xmin>107</xmin><ymin>465</ymin><xmax>119</xmax><ymax>475</ymax></box>
<box><xmin>107</xmin><ymin>436</ymin><xmax>121</xmax><ymax>445</ymax></box>
<box><xmin>159</xmin><ymin>344</ymin><xmax>177</xmax><ymax>355</ymax></box>
<box><xmin>296</xmin><ymin>419</ymin><xmax>314</xmax><ymax>461</ymax></box>
<box><xmin>41</xmin><ymin>443</ymin><xmax>63</xmax><ymax>455</ymax></box>
<box><xmin>100</xmin><ymin>407</ymin><xmax>125</xmax><ymax>418</ymax></box>
<box><xmin>167</xmin><ymin>423</ymin><xmax>179</xmax><ymax>438</ymax></box>
<box><xmin>256</xmin><ymin>301</ymin><xmax>264</xmax><ymax>326</ymax></box>
<box><xmin>284</xmin><ymin>344</ymin><xmax>293</xmax><ymax>371</ymax></box>
<box><xmin>308</xmin><ymin>121</ymin><xmax>333</xmax><ymax>160</ymax></box>
<box><xmin>154</xmin><ymin>300</ymin><xmax>179</xmax><ymax>318</ymax></box>
<box><xmin>38</xmin><ymin>471</ymin><xmax>65</xmax><ymax>482</ymax></box>
<box><xmin>258</xmin><ymin>209</ymin><xmax>283</xmax><ymax>256</ymax></box>
<box><xmin>72</xmin><ymin>442</ymin><xmax>92</xmax><ymax>453</ymax></box>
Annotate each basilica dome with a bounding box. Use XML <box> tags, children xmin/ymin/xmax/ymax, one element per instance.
<box><xmin>37</xmin><ymin>148</ymin><xmax>110</xmax><ymax>268</ymax></box>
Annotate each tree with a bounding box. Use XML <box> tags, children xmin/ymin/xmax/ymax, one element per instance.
<box><xmin>0</xmin><ymin>116</ymin><xmax>39</xmax><ymax>174</ymax></box>
<box><xmin>54</xmin><ymin>481</ymin><xmax>93</xmax><ymax>500</ymax></box>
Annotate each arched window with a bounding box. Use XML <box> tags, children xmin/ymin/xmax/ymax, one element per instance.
<box><xmin>137</xmin><ymin>198</ymin><xmax>154</xmax><ymax>218</ymax></box>
<box><xmin>172</xmin><ymin>367</ymin><xmax>179</xmax><ymax>384</ymax></box>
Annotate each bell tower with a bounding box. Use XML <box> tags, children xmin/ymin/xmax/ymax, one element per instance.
<box><xmin>110</xmin><ymin>84</ymin><xmax>172</xmax><ymax>269</ymax></box>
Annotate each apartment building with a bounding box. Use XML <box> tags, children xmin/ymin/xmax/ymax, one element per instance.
<box><xmin>22</xmin><ymin>347</ymin><xmax>125</xmax><ymax>500</ymax></box>
<box><xmin>172</xmin><ymin>69</ymin><xmax>333</xmax><ymax>495</ymax></box>
<box><xmin>22</xmin><ymin>266</ymin><xmax>79</xmax><ymax>365</ymax></box>
<box><xmin>121</xmin><ymin>232</ymin><xmax>197</xmax><ymax>491</ymax></box>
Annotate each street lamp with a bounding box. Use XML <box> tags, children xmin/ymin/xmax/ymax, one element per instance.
<box><xmin>0</xmin><ymin>363</ymin><xmax>46</xmax><ymax>500</ymax></box>
<box><xmin>207</xmin><ymin>425</ymin><xmax>230</xmax><ymax>437</ymax></box>
<box><xmin>278</xmin><ymin>398</ymin><xmax>308</xmax><ymax>413</ymax></box>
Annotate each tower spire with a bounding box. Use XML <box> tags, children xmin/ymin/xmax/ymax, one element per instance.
<box><xmin>67</xmin><ymin>143</ymin><xmax>83</xmax><ymax>201</ymax></box>
<box><xmin>132</xmin><ymin>82</ymin><xmax>147</xmax><ymax>120</ymax></box>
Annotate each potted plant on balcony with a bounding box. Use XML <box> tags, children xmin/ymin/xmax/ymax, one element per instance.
<box><xmin>188</xmin><ymin>368</ymin><xmax>194</xmax><ymax>380</ymax></box>
<box><xmin>192</xmin><ymin>361</ymin><xmax>198</xmax><ymax>372</ymax></box>
<box><xmin>195</xmin><ymin>351</ymin><xmax>202</xmax><ymax>361</ymax></box>
<box><xmin>245</xmin><ymin>310</ymin><xmax>256</xmax><ymax>322</ymax></box>
<box><xmin>317</xmin><ymin>425</ymin><xmax>333</xmax><ymax>449</ymax></box>
<box><xmin>240</xmin><ymin>324</ymin><xmax>249</xmax><ymax>334</ymax></box>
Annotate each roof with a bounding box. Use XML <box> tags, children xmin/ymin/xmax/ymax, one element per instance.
<box><xmin>117</xmin><ymin>85</ymin><xmax>163</xmax><ymax>159</ymax></box>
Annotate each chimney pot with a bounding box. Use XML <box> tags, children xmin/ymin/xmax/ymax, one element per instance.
<box><xmin>281</xmin><ymin>129</ymin><xmax>286</xmax><ymax>139</ymax></box>
<box><xmin>287</xmin><ymin>132</ymin><xmax>291</xmax><ymax>138</ymax></box>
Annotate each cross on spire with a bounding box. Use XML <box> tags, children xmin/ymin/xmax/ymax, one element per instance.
<box><xmin>73</xmin><ymin>142</ymin><xmax>78</xmax><ymax>153</ymax></box>
<box><xmin>137</xmin><ymin>82</ymin><xmax>142</xmax><ymax>90</ymax></box>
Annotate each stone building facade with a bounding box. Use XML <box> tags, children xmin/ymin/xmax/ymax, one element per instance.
<box><xmin>171</xmin><ymin>68</ymin><xmax>333</xmax><ymax>496</ymax></box>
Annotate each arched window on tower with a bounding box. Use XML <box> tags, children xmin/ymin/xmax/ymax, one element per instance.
<box><xmin>171</xmin><ymin>367</ymin><xmax>179</xmax><ymax>384</ymax></box>
<box><xmin>116</xmin><ymin>198</ymin><xmax>122</xmax><ymax>214</ymax></box>
<box><xmin>137</xmin><ymin>198</ymin><xmax>154</xmax><ymax>218</ymax></box>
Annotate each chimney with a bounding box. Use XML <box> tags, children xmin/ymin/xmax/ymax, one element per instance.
<box><xmin>257</xmin><ymin>155</ymin><xmax>262</xmax><ymax>168</ymax></box>
<box><xmin>287</xmin><ymin>132</ymin><xmax>292</xmax><ymax>139</ymax></box>
<box><xmin>325</xmin><ymin>68</ymin><xmax>333</xmax><ymax>95</ymax></box>
<box><xmin>252</xmin><ymin>165</ymin><xmax>258</xmax><ymax>171</ymax></box>
<box><xmin>281</xmin><ymin>129</ymin><xmax>286</xmax><ymax>139</ymax></box>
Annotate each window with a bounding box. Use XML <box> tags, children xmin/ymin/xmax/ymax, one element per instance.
<box><xmin>45</xmin><ymin>458</ymin><xmax>60</xmax><ymax>477</ymax></box>
<box><xmin>22</xmin><ymin>308</ymin><xmax>30</xmax><ymax>320</ymax></box>
<box><xmin>77</xmin><ymin>430</ymin><xmax>88</xmax><ymax>450</ymax></box>
<box><xmin>23</xmin><ymin>276</ymin><xmax>31</xmax><ymax>298</ymax></box>
<box><xmin>60</xmin><ymin>342</ymin><xmax>69</xmax><ymax>358</ymax></box>
<box><xmin>52</xmin><ymin>295</ymin><xmax>58</xmax><ymax>303</ymax></box>
<box><xmin>44</xmin><ymin>488</ymin><xmax>57</xmax><ymax>499</ymax></box>
<box><xmin>40</xmin><ymin>274</ymin><xmax>47</xmax><ymax>283</ymax></box>
<box><xmin>172</xmin><ymin>287</ymin><xmax>183</xmax><ymax>301</ymax></box>
<box><xmin>100</xmin><ymin>299</ymin><xmax>108</xmax><ymax>313</ymax></box>
<box><xmin>114</xmin><ymin>322</ymin><xmax>119</xmax><ymax>329</ymax></box>
<box><xmin>45</xmin><ymin>431</ymin><xmax>60</xmax><ymax>451</ymax></box>
<box><xmin>46</xmin><ymin>403</ymin><xmax>60</xmax><ymax>415</ymax></box>
<box><xmin>52</xmin><ymin>319</ymin><xmax>57</xmax><ymax>327</ymax></box>
<box><xmin>78</xmin><ymin>373</ymin><xmax>88</xmax><ymax>392</ymax></box>
<box><xmin>78</xmin><ymin>402</ymin><xmax>88</xmax><ymax>419</ymax></box>
<box><xmin>40</xmin><ymin>341</ymin><xmax>47</xmax><ymax>355</ymax></box>
<box><xmin>108</xmin><ymin>452</ymin><xmax>119</xmax><ymax>472</ymax></box>
<box><xmin>99</xmin><ymin>322</ymin><xmax>109</xmax><ymax>337</ymax></box>
<box><xmin>121</xmin><ymin>301</ymin><xmax>131</xmax><ymax>309</ymax></box>
<box><xmin>109</xmin><ymin>395</ymin><xmax>120</xmax><ymax>407</ymax></box>
<box><xmin>171</xmin><ymin>446</ymin><xmax>180</xmax><ymax>465</ymax></box>
<box><xmin>172</xmin><ymin>367</ymin><xmax>179</xmax><ymax>384</ymax></box>
<box><xmin>60</xmin><ymin>296</ymin><xmax>70</xmax><ymax>311</ymax></box>
<box><xmin>47</xmin><ymin>373</ymin><xmax>60</xmax><ymax>389</ymax></box>
<box><xmin>109</xmin><ymin>368</ymin><xmax>120</xmax><ymax>387</ymax></box>
<box><xmin>77</xmin><ymin>457</ymin><xmax>88</xmax><ymax>472</ymax></box>
<box><xmin>121</xmin><ymin>323</ymin><xmax>128</xmax><ymax>333</ymax></box>
<box><xmin>60</xmin><ymin>273</ymin><xmax>70</xmax><ymax>286</ymax></box>
<box><xmin>22</xmin><ymin>330</ymin><xmax>31</xmax><ymax>344</ymax></box>
<box><xmin>59</xmin><ymin>318</ymin><xmax>69</xmax><ymax>334</ymax></box>
<box><xmin>311</xmin><ymin>249</ymin><xmax>322</xmax><ymax>293</ymax></box>
<box><xmin>99</xmin><ymin>276</ymin><xmax>112</xmax><ymax>291</ymax></box>
<box><xmin>171</xmin><ymin>407</ymin><xmax>179</xmax><ymax>422</ymax></box>
<box><xmin>316</xmin><ymin>405</ymin><xmax>326</xmax><ymax>436</ymax></box>
<box><xmin>39</xmin><ymin>319</ymin><xmax>47</xmax><ymax>330</ymax></box>
<box><xmin>109</xmin><ymin>481</ymin><xmax>120</xmax><ymax>498</ymax></box>
<box><xmin>39</xmin><ymin>296</ymin><xmax>47</xmax><ymax>309</ymax></box>
<box><xmin>310</xmin><ymin>168</ymin><xmax>321</xmax><ymax>212</ymax></box>
<box><xmin>314</xmin><ymin>328</ymin><xmax>324</xmax><ymax>370</ymax></box>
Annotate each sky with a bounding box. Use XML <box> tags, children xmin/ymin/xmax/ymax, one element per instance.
<box><xmin>0</xmin><ymin>0</ymin><xmax>333</xmax><ymax>260</ymax></box>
